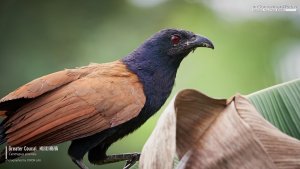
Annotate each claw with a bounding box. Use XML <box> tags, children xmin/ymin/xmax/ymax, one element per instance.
<box><xmin>72</xmin><ymin>159</ymin><xmax>89</xmax><ymax>169</ymax></box>
<box><xmin>123</xmin><ymin>153</ymin><xmax>140</xmax><ymax>169</ymax></box>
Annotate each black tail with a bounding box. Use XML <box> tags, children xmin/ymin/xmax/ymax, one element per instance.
<box><xmin>0</xmin><ymin>149</ymin><xmax>5</xmax><ymax>163</ymax></box>
<box><xmin>0</xmin><ymin>123</ymin><xmax>6</xmax><ymax>164</ymax></box>
<box><xmin>0</xmin><ymin>124</ymin><xmax>6</xmax><ymax>145</ymax></box>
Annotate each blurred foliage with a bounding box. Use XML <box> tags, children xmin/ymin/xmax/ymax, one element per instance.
<box><xmin>0</xmin><ymin>0</ymin><xmax>299</xmax><ymax>169</ymax></box>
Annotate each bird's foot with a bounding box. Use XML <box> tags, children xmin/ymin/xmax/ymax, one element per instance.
<box><xmin>93</xmin><ymin>152</ymin><xmax>140</xmax><ymax>169</ymax></box>
<box><xmin>123</xmin><ymin>153</ymin><xmax>140</xmax><ymax>169</ymax></box>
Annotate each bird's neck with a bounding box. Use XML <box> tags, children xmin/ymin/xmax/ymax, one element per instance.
<box><xmin>122</xmin><ymin>48</ymin><xmax>184</xmax><ymax>121</ymax></box>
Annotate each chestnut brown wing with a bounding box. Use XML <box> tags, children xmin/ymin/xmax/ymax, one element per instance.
<box><xmin>0</xmin><ymin>64</ymin><xmax>99</xmax><ymax>116</ymax></box>
<box><xmin>1</xmin><ymin>61</ymin><xmax>146</xmax><ymax>146</ymax></box>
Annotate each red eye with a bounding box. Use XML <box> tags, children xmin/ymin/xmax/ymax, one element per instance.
<box><xmin>171</xmin><ymin>35</ymin><xmax>181</xmax><ymax>45</ymax></box>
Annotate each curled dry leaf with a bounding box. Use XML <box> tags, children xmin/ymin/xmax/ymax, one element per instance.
<box><xmin>139</xmin><ymin>97</ymin><xmax>177</xmax><ymax>169</ymax></box>
<box><xmin>139</xmin><ymin>89</ymin><xmax>300</xmax><ymax>169</ymax></box>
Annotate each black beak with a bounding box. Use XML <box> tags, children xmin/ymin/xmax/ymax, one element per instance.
<box><xmin>189</xmin><ymin>35</ymin><xmax>214</xmax><ymax>50</ymax></box>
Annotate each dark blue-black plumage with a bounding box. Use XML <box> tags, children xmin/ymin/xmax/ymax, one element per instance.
<box><xmin>72</xmin><ymin>29</ymin><xmax>214</xmax><ymax>165</ymax></box>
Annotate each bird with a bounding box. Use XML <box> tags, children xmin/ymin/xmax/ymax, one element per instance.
<box><xmin>0</xmin><ymin>28</ymin><xmax>214</xmax><ymax>169</ymax></box>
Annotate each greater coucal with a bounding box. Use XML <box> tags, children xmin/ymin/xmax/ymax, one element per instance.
<box><xmin>0</xmin><ymin>29</ymin><xmax>214</xmax><ymax>169</ymax></box>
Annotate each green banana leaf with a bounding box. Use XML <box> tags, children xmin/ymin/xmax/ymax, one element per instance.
<box><xmin>247</xmin><ymin>79</ymin><xmax>300</xmax><ymax>140</ymax></box>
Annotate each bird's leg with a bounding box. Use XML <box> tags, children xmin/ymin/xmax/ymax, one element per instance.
<box><xmin>93</xmin><ymin>152</ymin><xmax>140</xmax><ymax>169</ymax></box>
<box><xmin>72</xmin><ymin>158</ymin><xmax>89</xmax><ymax>169</ymax></box>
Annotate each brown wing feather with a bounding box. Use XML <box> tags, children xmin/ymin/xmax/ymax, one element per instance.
<box><xmin>0</xmin><ymin>64</ymin><xmax>99</xmax><ymax>115</ymax></box>
<box><xmin>0</xmin><ymin>111</ymin><xmax>5</xmax><ymax>117</ymax></box>
<box><xmin>3</xmin><ymin>61</ymin><xmax>146</xmax><ymax>146</ymax></box>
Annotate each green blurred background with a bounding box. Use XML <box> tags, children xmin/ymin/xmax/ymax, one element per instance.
<box><xmin>0</xmin><ymin>0</ymin><xmax>299</xmax><ymax>169</ymax></box>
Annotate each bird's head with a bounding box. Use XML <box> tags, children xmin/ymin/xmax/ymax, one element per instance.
<box><xmin>122</xmin><ymin>29</ymin><xmax>215</xmax><ymax>116</ymax></box>
<box><xmin>142</xmin><ymin>28</ymin><xmax>214</xmax><ymax>59</ymax></box>
<box><xmin>123</xmin><ymin>28</ymin><xmax>214</xmax><ymax>71</ymax></box>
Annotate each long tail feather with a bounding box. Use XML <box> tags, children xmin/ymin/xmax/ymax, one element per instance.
<box><xmin>0</xmin><ymin>125</ymin><xmax>6</xmax><ymax>145</ymax></box>
<box><xmin>0</xmin><ymin>149</ymin><xmax>5</xmax><ymax>163</ymax></box>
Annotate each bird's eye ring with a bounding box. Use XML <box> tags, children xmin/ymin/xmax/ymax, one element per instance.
<box><xmin>171</xmin><ymin>34</ymin><xmax>181</xmax><ymax>45</ymax></box>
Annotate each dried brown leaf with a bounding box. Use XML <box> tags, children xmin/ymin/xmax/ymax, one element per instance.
<box><xmin>139</xmin><ymin>89</ymin><xmax>300</xmax><ymax>169</ymax></box>
<box><xmin>139</xmin><ymin>97</ymin><xmax>177</xmax><ymax>169</ymax></box>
